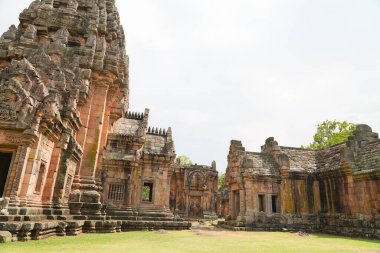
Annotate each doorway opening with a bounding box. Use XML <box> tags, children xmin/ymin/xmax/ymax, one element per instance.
<box><xmin>0</xmin><ymin>152</ymin><xmax>13</xmax><ymax>197</ymax></box>
<box><xmin>142</xmin><ymin>182</ymin><xmax>153</xmax><ymax>202</ymax></box>
<box><xmin>258</xmin><ymin>194</ymin><xmax>265</xmax><ymax>212</ymax></box>
<box><xmin>272</xmin><ymin>195</ymin><xmax>278</xmax><ymax>213</ymax></box>
<box><xmin>233</xmin><ymin>190</ymin><xmax>240</xmax><ymax>219</ymax></box>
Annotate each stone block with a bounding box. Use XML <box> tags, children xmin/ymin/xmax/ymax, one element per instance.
<box><xmin>0</xmin><ymin>231</ymin><xmax>11</xmax><ymax>243</ymax></box>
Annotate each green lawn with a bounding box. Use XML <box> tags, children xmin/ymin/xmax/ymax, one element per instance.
<box><xmin>1</xmin><ymin>230</ymin><xmax>379</xmax><ymax>253</ymax></box>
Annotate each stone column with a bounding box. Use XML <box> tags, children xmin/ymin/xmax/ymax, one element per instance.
<box><xmin>7</xmin><ymin>144</ymin><xmax>31</xmax><ymax>214</ymax></box>
<box><xmin>41</xmin><ymin>146</ymin><xmax>62</xmax><ymax>203</ymax></box>
<box><xmin>74</xmin><ymin>82</ymin><xmax>110</xmax><ymax>215</ymax></box>
<box><xmin>312</xmin><ymin>179</ymin><xmax>321</xmax><ymax>213</ymax></box>
<box><xmin>167</xmin><ymin>170</ymin><xmax>173</xmax><ymax>208</ymax></box>
<box><xmin>185</xmin><ymin>190</ymin><xmax>189</xmax><ymax>217</ymax></box>
<box><xmin>278</xmin><ymin>154</ymin><xmax>293</xmax><ymax>214</ymax></box>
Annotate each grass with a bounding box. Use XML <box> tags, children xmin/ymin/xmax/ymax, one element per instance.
<box><xmin>0</xmin><ymin>229</ymin><xmax>379</xmax><ymax>253</ymax></box>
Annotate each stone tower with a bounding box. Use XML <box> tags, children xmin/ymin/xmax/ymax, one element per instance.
<box><xmin>0</xmin><ymin>0</ymin><xmax>129</xmax><ymax>216</ymax></box>
<box><xmin>0</xmin><ymin>1</ymin><xmax>191</xmax><ymax>240</ymax></box>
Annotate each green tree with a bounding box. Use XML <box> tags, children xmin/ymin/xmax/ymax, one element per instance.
<box><xmin>176</xmin><ymin>155</ymin><xmax>193</xmax><ymax>166</ymax></box>
<box><xmin>303</xmin><ymin>120</ymin><xmax>356</xmax><ymax>150</ymax></box>
<box><xmin>218</xmin><ymin>173</ymin><xmax>225</xmax><ymax>189</ymax></box>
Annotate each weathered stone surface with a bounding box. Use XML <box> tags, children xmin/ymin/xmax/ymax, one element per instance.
<box><xmin>170</xmin><ymin>162</ymin><xmax>218</xmax><ymax>220</ymax></box>
<box><xmin>223</xmin><ymin>125</ymin><xmax>380</xmax><ymax>239</ymax></box>
<box><xmin>0</xmin><ymin>0</ymin><xmax>190</xmax><ymax>242</ymax></box>
<box><xmin>0</xmin><ymin>231</ymin><xmax>11</xmax><ymax>243</ymax></box>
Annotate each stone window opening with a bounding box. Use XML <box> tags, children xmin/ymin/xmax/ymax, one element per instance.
<box><xmin>108</xmin><ymin>183</ymin><xmax>125</xmax><ymax>202</ymax></box>
<box><xmin>142</xmin><ymin>182</ymin><xmax>153</xmax><ymax>202</ymax></box>
<box><xmin>34</xmin><ymin>163</ymin><xmax>46</xmax><ymax>194</ymax></box>
<box><xmin>258</xmin><ymin>194</ymin><xmax>265</xmax><ymax>212</ymax></box>
<box><xmin>271</xmin><ymin>195</ymin><xmax>278</xmax><ymax>213</ymax></box>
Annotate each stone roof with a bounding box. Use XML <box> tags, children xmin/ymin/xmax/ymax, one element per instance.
<box><xmin>244</xmin><ymin>152</ymin><xmax>280</xmax><ymax>176</ymax></box>
<box><xmin>230</xmin><ymin>125</ymin><xmax>380</xmax><ymax>177</ymax></box>
<box><xmin>144</xmin><ymin>134</ymin><xmax>167</xmax><ymax>154</ymax></box>
<box><xmin>315</xmin><ymin>143</ymin><xmax>345</xmax><ymax>173</ymax></box>
<box><xmin>354</xmin><ymin>140</ymin><xmax>380</xmax><ymax>173</ymax></box>
<box><xmin>280</xmin><ymin>147</ymin><xmax>317</xmax><ymax>173</ymax></box>
<box><xmin>112</xmin><ymin>118</ymin><xmax>141</xmax><ymax>135</ymax></box>
<box><xmin>180</xmin><ymin>164</ymin><xmax>215</xmax><ymax>171</ymax></box>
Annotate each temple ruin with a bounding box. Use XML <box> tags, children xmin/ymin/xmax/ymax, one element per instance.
<box><xmin>170</xmin><ymin>162</ymin><xmax>218</xmax><ymax>220</ymax></box>
<box><xmin>0</xmin><ymin>0</ymin><xmax>196</xmax><ymax>241</ymax></box>
<box><xmin>0</xmin><ymin>0</ymin><xmax>379</xmax><ymax>244</ymax></box>
<box><xmin>219</xmin><ymin>125</ymin><xmax>380</xmax><ymax>239</ymax></box>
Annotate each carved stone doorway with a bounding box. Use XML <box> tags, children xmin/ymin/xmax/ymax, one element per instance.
<box><xmin>0</xmin><ymin>152</ymin><xmax>12</xmax><ymax>197</ymax></box>
<box><xmin>232</xmin><ymin>190</ymin><xmax>240</xmax><ymax>219</ymax></box>
<box><xmin>189</xmin><ymin>196</ymin><xmax>202</xmax><ymax>218</ymax></box>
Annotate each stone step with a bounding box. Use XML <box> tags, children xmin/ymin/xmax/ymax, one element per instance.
<box><xmin>137</xmin><ymin>212</ymin><xmax>174</xmax><ymax>217</ymax></box>
<box><xmin>108</xmin><ymin>216</ymin><xmax>178</xmax><ymax>221</ymax></box>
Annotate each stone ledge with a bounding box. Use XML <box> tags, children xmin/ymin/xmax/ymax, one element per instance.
<box><xmin>0</xmin><ymin>219</ymin><xmax>191</xmax><ymax>242</ymax></box>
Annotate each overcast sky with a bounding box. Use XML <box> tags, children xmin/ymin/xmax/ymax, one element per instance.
<box><xmin>1</xmin><ymin>0</ymin><xmax>380</xmax><ymax>172</ymax></box>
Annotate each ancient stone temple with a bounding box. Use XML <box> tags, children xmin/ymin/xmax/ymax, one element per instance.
<box><xmin>169</xmin><ymin>162</ymin><xmax>218</xmax><ymax>220</ymax></box>
<box><xmin>220</xmin><ymin>124</ymin><xmax>380</xmax><ymax>239</ymax></box>
<box><xmin>101</xmin><ymin>109</ymin><xmax>177</xmax><ymax>216</ymax></box>
<box><xmin>216</xmin><ymin>187</ymin><xmax>229</xmax><ymax>218</ymax></box>
<box><xmin>0</xmin><ymin>0</ymin><xmax>189</xmax><ymax>242</ymax></box>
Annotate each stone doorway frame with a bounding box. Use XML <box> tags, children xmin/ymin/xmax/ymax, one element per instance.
<box><xmin>0</xmin><ymin>149</ymin><xmax>16</xmax><ymax>198</ymax></box>
<box><xmin>232</xmin><ymin>190</ymin><xmax>240</xmax><ymax>219</ymax></box>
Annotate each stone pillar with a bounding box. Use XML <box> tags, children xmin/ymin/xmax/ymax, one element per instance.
<box><xmin>278</xmin><ymin>154</ymin><xmax>293</xmax><ymax>214</ymax></box>
<box><xmin>185</xmin><ymin>190</ymin><xmax>189</xmax><ymax>217</ymax></box>
<box><xmin>80</xmin><ymin>83</ymin><xmax>109</xmax><ymax>177</ymax></box>
<box><xmin>52</xmin><ymin>158</ymin><xmax>73</xmax><ymax>209</ymax></box>
<box><xmin>167</xmin><ymin>171</ymin><xmax>173</xmax><ymax>208</ymax></box>
<box><xmin>73</xmin><ymin>81</ymin><xmax>110</xmax><ymax>215</ymax></box>
<box><xmin>312</xmin><ymin>179</ymin><xmax>321</xmax><ymax>213</ymax></box>
<box><xmin>7</xmin><ymin>144</ymin><xmax>31</xmax><ymax>214</ymax></box>
<box><xmin>238</xmin><ymin>183</ymin><xmax>246</xmax><ymax>218</ymax></box>
<box><xmin>41</xmin><ymin>146</ymin><xmax>62</xmax><ymax>203</ymax></box>
<box><xmin>244</xmin><ymin>180</ymin><xmax>254</xmax><ymax>216</ymax></box>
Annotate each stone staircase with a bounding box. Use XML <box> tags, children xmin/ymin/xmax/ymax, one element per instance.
<box><xmin>103</xmin><ymin>205</ymin><xmax>190</xmax><ymax>232</ymax></box>
<box><xmin>0</xmin><ymin>205</ymin><xmax>191</xmax><ymax>242</ymax></box>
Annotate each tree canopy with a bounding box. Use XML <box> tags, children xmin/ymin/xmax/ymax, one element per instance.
<box><xmin>218</xmin><ymin>173</ymin><xmax>225</xmax><ymax>189</ymax></box>
<box><xmin>303</xmin><ymin>120</ymin><xmax>356</xmax><ymax>150</ymax></box>
<box><xmin>176</xmin><ymin>155</ymin><xmax>193</xmax><ymax>166</ymax></box>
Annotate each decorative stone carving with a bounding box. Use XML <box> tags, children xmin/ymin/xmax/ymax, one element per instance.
<box><xmin>41</xmin><ymin>0</ymin><xmax>54</xmax><ymax>9</ymax></box>
<box><xmin>65</xmin><ymin>89</ymin><xmax>79</xmax><ymax>111</ymax></box>
<box><xmin>107</xmin><ymin>40</ymin><xmax>120</xmax><ymax>59</ymax></box>
<box><xmin>89</xmin><ymin>5</ymin><xmax>99</xmax><ymax>17</ymax></box>
<box><xmin>0</xmin><ymin>0</ymin><xmax>194</xmax><ymax>241</ymax></box>
<box><xmin>67</xmin><ymin>0</ymin><xmax>78</xmax><ymax>11</ymax></box>
<box><xmin>21</xmin><ymin>24</ymin><xmax>37</xmax><ymax>43</ymax></box>
<box><xmin>50</xmin><ymin>28</ymin><xmax>70</xmax><ymax>53</ymax></box>
<box><xmin>96</xmin><ymin>36</ymin><xmax>106</xmax><ymax>52</ymax></box>
<box><xmin>53</xmin><ymin>28</ymin><xmax>70</xmax><ymax>45</ymax></box>
<box><xmin>0</xmin><ymin>25</ymin><xmax>17</xmax><ymax>42</ymax></box>
<box><xmin>41</xmin><ymin>91</ymin><xmax>61</xmax><ymax>123</ymax></box>
<box><xmin>86</xmin><ymin>34</ymin><xmax>97</xmax><ymax>49</ymax></box>
<box><xmin>52</xmin><ymin>69</ymin><xmax>67</xmax><ymax>89</ymax></box>
<box><xmin>59</xmin><ymin>130</ymin><xmax>71</xmax><ymax>150</ymax></box>
<box><xmin>28</xmin><ymin>47</ymin><xmax>52</xmax><ymax>67</ymax></box>
<box><xmin>5</xmin><ymin>134</ymin><xmax>24</xmax><ymax>145</ymax></box>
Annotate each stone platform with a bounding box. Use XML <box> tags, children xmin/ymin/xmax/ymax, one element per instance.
<box><xmin>217</xmin><ymin>213</ymin><xmax>380</xmax><ymax>240</ymax></box>
<box><xmin>0</xmin><ymin>206</ymin><xmax>191</xmax><ymax>242</ymax></box>
<box><xmin>0</xmin><ymin>219</ymin><xmax>191</xmax><ymax>242</ymax></box>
